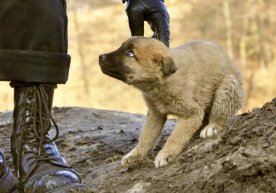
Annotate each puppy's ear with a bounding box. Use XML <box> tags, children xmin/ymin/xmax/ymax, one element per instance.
<box><xmin>160</xmin><ymin>56</ymin><xmax>176</xmax><ymax>77</ymax></box>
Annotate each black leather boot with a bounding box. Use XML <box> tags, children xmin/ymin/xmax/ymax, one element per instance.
<box><xmin>0</xmin><ymin>151</ymin><xmax>18</xmax><ymax>193</ymax></box>
<box><xmin>11</xmin><ymin>83</ymin><xmax>89</xmax><ymax>193</ymax></box>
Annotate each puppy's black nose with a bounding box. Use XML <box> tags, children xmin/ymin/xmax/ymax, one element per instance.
<box><xmin>99</xmin><ymin>54</ymin><xmax>106</xmax><ymax>61</ymax></box>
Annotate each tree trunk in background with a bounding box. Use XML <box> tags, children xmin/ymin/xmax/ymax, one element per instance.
<box><xmin>239</xmin><ymin>3</ymin><xmax>249</xmax><ymax>110</ymax></box>
<box><xmin>256</xmin><ymin>0</ymin><xmax>266</xmax><ymax>69</ymax></box>
<box><xmin>72</xmin><ymin>8</ymin><xmax>90</xmax><ymax>97</ymax></box>
<box><xmin>223</xmin><ymin>0</ymin><xmax>233</xmax><ymax>58</ymax></box>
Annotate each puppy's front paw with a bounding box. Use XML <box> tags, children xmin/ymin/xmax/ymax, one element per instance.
<box><xmin>121</xmin><ymin>147</ymin><xmax>144</xmax><ymax>167</ymax></box>
<box><xmin>200</xmin><ymin>124</ymin><xmax>219</xmax><ymax>138</ymax></box>
<box><xmin>154</xmin><ymin>151</ymin><xmax>175</xmax><ymax>168</ymax></box>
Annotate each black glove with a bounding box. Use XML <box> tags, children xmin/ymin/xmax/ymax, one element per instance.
<box><xmin>124</xmin><ymin>0</ymin><xmax>170</xmax><ymax>47</ymax></box>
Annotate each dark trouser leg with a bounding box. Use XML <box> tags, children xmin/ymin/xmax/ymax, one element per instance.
<box><xmin>0</xmin><ymin>0</ymin><xmax>89</xmax><ymax>192</ymax></box>
<box><xmin>0</xmin><ymin>0</ymin><xmax>70</xmax><ymax>83</ymax></box>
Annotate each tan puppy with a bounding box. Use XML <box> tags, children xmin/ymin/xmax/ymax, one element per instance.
<box><xmin>99</xmin><ymin>37</ymin><xmax>244</xmax><ymax>168</ymax></box>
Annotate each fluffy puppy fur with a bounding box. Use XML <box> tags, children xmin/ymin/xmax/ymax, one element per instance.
<box><xmin>99</xmin><ymin>37</ymin><xmax>244</xmax><ymax>168</ymax></box>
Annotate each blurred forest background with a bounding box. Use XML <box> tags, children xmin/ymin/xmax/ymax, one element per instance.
<box><xmin>0</xmin><ymin>0</ymin><xmax>275</xmax><ymax>114</ymax></box>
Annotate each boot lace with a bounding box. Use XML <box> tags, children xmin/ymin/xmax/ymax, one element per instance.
<box><xmin>17</xmin><ymin>85</ymin><xmax>64</xmax><ymax>183</ymax></box>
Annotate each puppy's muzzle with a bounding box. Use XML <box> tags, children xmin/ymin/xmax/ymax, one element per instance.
<box><xmin>99</xmin><ymin>54</ymin><xmax>109</xmax><ymax>68</ymax></box>
<box><xmin>99</xmin><ymin>54</ymin><xmax>106</xmax><ymax>62</ymax></box>
<box><xmin>98</xmin><ymin>54</ymin><xmax>128</xmax><ymax>82</ymax></box>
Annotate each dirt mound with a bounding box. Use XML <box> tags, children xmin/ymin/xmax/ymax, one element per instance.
<box><xmin>0</xmin><ymin>99</ymin><xmax>275</xmax><ymax>193</ymax></box>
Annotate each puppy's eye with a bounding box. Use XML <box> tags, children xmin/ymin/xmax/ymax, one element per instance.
<box><xmin>127</xmin><ymin>50</ymin><xmax>135</xmax><ymax>57</ymax></box>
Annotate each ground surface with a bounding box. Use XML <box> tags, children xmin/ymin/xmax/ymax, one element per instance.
<box><xmin>0</xmin><ymin>99</ymin><xmax>275</xmax><ymax>193</ymax></box>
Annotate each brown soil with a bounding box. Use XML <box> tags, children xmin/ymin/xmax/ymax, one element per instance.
<box><xmin>0</xmin><ymin>99</ymin><xmax>276</xmax><ymax>193</ymax></box>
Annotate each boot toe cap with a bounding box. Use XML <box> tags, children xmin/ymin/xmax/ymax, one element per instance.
<box><xmin>25</xmin><ymin>169</ymin><xmax>90</xmax><ymax>193</ymax></box>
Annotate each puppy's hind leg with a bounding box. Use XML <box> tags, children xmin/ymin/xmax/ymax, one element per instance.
<box><xmin>200</xmin><ymin>74</ymin><xmax>244</xmax><ymax>138</ymax></box>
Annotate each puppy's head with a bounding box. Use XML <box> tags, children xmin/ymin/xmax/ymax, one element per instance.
<box><xmin>99</xmin><ymin>37</ymin><xmax>176</xmax><ymax>87</ymax></box>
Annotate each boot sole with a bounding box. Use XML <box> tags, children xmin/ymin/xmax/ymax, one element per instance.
<box><xmin>46</xmin><ymin>183</ymin><xmax>93</xmax><ymax>193</ymax></box>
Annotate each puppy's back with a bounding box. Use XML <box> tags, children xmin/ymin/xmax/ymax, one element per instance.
<box><xmin>172</xmin><ymin>40</ymin><xmax>241</xmax><ymax>83</ymax></box>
